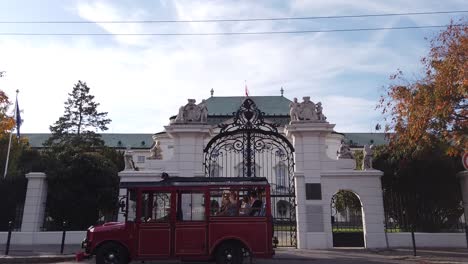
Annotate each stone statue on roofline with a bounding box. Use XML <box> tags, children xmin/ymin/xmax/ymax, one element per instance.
<box><xmin>200</xmin><ymin>99</ymin><xmax>208</xmax><ymax>123</ymax></box>
<box><xmin>289</xmin><ymin>96</ymin><xmax>327</xmax><ymax>123</ymax></box>
<box><xmin>362</xmin><ymin>140</ymin><xmax>375</xmax><ymax>170</ymax></box>
<box><xmin>337</xmin><ymin>140</ymin><xmax>354</xmax><ymax>159</ymax></box>
<box><xmin>289</xmin><ymin>98</ymin><xmax>300</xmax><ymax>121</ymax></box>
<box><xmin>300</xmin><ymin>96</ymin><xmax>317</xmax><ymax>120</ymax></box>
<box><xmin>316</xmin><ymin>102</ymin><xmax>327</xmax><ymax>121</ymax></box>
<box><xmin>124</xmin><ymin>146</ymin><xmax>136</xmax><ymax>170</ymax></box>
<box><xmin>174</xmin><ymin>98</ymin><xmax>208</xmax><ymax>124</ymax></box>
<box><xmin>148</xmin><ymin>140</ymin><xmax>163</xmax><ymax>160</ymax></box>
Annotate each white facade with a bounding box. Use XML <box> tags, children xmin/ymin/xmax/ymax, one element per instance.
<box><xmin>16</xmin><ymin>97</ymin><xmax>468</xmax><ymax>249</ymax></box>
<box><xmin>117</xmin><ymin>104</ymin><xmax>388</xmax><ymax>249</ymax></box>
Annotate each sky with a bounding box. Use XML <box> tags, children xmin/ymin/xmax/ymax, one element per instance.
<box><xmin>0</xmin><ymin>0</ymin><xmax>466</xmax><ymax>134</ymax></box>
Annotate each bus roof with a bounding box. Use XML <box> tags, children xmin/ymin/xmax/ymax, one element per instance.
<box><xmin>120</xmin><ymin>176</ymin><xmax>269</xmax><ymax>188</ymax></box>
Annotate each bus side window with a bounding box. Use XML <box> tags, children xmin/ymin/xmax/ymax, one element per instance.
<box><xmin>141</xmin><ymin>192</ymin><xmax>171</xmax><ymax>222</ymax></box>
<box><xmin>127</xmin><ymin>189</ymin><xmax>137</xmax><ymax>221</ymax></box>
<box><xmin>178</xmin><ymin>192</ymin><xmax>205</xmax><ymax>221</ymax></box>
<box><xmin>153</xmin><ymin>193</ymin><xmax>171</xmax><ymax>221</ymax></box>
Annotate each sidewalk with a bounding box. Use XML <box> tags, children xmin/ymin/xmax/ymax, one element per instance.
<box><xmin>0</xmin><ymin>244</ymin><xmax>80</xmax><ymax>263</ymax></box>
<box><xmin>283</xmin><ymin>247</ymin><xmax>468</xmax><ymax>264</ymax></box>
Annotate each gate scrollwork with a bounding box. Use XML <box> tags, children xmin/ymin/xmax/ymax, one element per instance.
<box><xmin>203</xmin><ymin>98</ymin><xmax>297</xmax><ymax>247</ymax></box>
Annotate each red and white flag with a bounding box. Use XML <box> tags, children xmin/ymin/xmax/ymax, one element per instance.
<box><xmin>245</xmin><ymin>81</ymin><xmax>249</xmax><ymax>97</ymax></box>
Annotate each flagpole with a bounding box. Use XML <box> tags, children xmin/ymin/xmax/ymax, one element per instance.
<box><xmin>3</xmin><ymin>90</ymin><xmax>18</xmax><ymax>179</ymax></box>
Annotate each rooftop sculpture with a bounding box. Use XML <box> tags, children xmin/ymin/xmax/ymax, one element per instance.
<box><xmin>289</xmin><ymin>96</ymin><xmax>327</xmax><ymax>123</ymax></box>
<box><xmin>174</xmin><ymin>99</ymin><xmax>208</xmax><ymax>124</ymax></box>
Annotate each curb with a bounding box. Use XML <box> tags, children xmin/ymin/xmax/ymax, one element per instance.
<box><xmin>0</xmin><ymin>255</ymin><xmax>75</xmax><ymax>263</ymax></box>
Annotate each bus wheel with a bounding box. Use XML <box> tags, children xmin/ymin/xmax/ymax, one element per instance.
<box><xmin>96</xmin><ymin>242</ymin><xmax>129</xmax><ymax>264</ymax></box>
<box><xmin>216</xmin><ymin>242</ymin><xmax>243</xmax><ymax>264</ymax></box>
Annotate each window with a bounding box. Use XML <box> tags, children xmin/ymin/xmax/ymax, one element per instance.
<box><xmin>234</xmin><ymin>162</ymin><xmax>261</xmax><ymax>177</ymax></box>
<box><xmin>210</xmin><ymin>188</ymin><xmax>266</xmax><ymax>217</ymax></box>
<box><xmin>305</xmin><ymin>183</ymin><xmax>322</xmax><ymax>200</ymax></box>
<box><xmin>274</xmin><ymin>162</ymin><xmax>287</xmax><ymax>191</ymax></box>
<box><xmin>141</xmin><ymin>192</ymin><xmax>171</xmax><ymax>222</ymax></box>
<box><xmin>137</xmin><ymin>156</ymin><xmax>145</xmax><ymax>163</ymax></box>
<box><xmin>177</xmin><ymin>192</ymin><xmax>205</xmax><ymax>221</ymax></box>
<box><xmin>209</xmin><ymin>162</ymin><xmax>222</xmax><ymax>177</ymax></box>
<box><xmin>127</xmin><ymin>189</ymin><xmax>137</xmax><ymax>221</ymax></box>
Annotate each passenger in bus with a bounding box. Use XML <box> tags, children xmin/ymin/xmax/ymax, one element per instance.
<box><xmin>239</xmin><ymin>195</ymin><xmax>251</xmax><ymax>216</ymax></box>
<box><xmin>210</xmin><ymin>200</ymin><xmax>220</xmax><ymax>215</ymax></box>
<box><xmin>218</xmin><ymin>192</ymin><xmax>237</xmax><ymax>216</ymax></box>
<box><xmin>249</xmin><ymin>191</ymin><xmax>262</xmax><ymax>216</ymax></box>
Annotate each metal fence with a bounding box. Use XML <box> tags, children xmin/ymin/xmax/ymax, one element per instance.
<box><xmin>383</xmin><ymin>190</ymin><xmax>466</xmax><ymax>233</ymax></box>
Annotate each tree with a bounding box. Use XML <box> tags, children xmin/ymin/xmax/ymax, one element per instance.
<box><xmin>378</xmin><ymin>20</ymin><xmax>467</xmax><ymax>156</ymax></box>
<box><xmin>0</xmin><ymin>88</ymin><xmax>43</xmax><ymax>229</ymax></box>
<box><xmin>0</xmin><ymin>89</ymin><xmax>14</xmax><ymax>133</ymax></box>
<box><xmin>374</xmin><ymin>144</ymin><xmax>464</xmax><ymax>232</ymax></box>
<box><xmin>47</xmin><ymin>80</ymin><xmax>111</xmax><ymax>150</ymax></box>
<box><xmin>44</xmin><ymin>81</ymin><xmax>120</xmax><ymax>229</ymax></box>
<box><xmin>46</xmin><ymin>152</ymin><xmax>119</xmax><ymax>229</ymax></box>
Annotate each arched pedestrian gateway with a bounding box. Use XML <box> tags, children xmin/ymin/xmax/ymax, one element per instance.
<box><xmin>331</xmin><ymin>190</ymin><xmax>365</xmax><ymax>247</ymax></box>
<box><xmin>204</xmin><ymin>98</ymin><xmax>297</xmax><ymax>247</ymax></box>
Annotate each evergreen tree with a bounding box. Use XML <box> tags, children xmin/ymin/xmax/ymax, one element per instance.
<box><xmin>44</xmin><ymin>81</ymin><xmax>120</xmax><ymax>229</ymax></box>
<box><xmin>47</xmin><ymin>80</ymin><xmax>111</xmax><ymax>150</ymax></box>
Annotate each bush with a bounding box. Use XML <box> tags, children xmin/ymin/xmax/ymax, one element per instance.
<box><xmin>45</xmin><ymin>152</ymin><xmax>119</xmax><ymax>230</ymax></box>
<box><xmin>0</xmin><ymin>177</ymin><xmax>27</xmax><ymax>230</ymax></box>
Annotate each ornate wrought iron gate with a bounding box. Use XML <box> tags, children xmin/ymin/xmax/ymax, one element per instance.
<box><xmin>204</xmin><ymin>98</ymin><xmax>297</xmax><ymax>247</ymax></box>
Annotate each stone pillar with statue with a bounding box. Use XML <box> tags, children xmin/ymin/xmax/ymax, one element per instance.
<box><xmin>166</xmin><ymin>98</ymin><xmax>212</xmax><ymax>177</ymax></box>
<box><xmin>286</xmin><ymin>97</ymin><xmax>386</xmax><ymax>249</ymax></box>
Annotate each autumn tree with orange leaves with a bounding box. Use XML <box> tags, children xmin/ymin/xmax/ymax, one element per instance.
<box><xmin>0</xmin><ymin>90</ymin><xmax>14</xmax><ymax>134</ymax></box>
<box><xmin>378</xmin><ymin>20</ymin><xmax>467</xmax><ymax>156</ymax></box>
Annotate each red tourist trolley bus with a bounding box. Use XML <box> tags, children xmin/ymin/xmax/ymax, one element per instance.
<box><xmin>80</xmin><ymin>176</ymin><xmax>275</xmax><ymax>264</ymax></box>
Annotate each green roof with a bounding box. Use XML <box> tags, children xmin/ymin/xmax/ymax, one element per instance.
<box><xmin>205</xmin><ymin>96</ymin><xmax>291</xmax><ymax>116</ymax></box>
<box><xmin>23</xmin><ymin>133</ymin><xmax>388</xmax><ymax>149</ymax></box>
<box><xmin>23</xmin><ymin>133</ymin><xmax>154</xmax><ymax>149</ymax></box>
<box><xmin>342</xmin><ymin>133</ymin><xmax>389</xmax><ymax>147</ymax></box>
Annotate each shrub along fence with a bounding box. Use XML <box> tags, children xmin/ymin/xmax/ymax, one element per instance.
<box><xmin>0</xmin><ymin>177</ymin><xmax>27</xmax><ymax>231</ymax></box>
<box><xmin>383</xmin><ymin>189</ymin><xmax>467</xmax><ymax>253</ymax></box>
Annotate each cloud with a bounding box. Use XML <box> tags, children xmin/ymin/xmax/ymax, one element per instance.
<box><xmin>75</xmin><ymin>1</ymin><xmax>151</xmax><ymax>46</ymax></box>
<box><xmin>0</xmin><ymin>0</ymin><xmax>463</xmax><ymax>134</ymax></box>
<box><xmin>321</xmin><ymin>96</ymin><xmax>380</xmax><ymax>132</ymax></box>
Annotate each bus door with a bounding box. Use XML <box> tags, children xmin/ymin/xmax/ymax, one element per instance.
<box><xmin>137</xmin><ymin>191</ymin><xmax>172</xmax><ymax>258</ymax></box>
<box><xmin>174</xmin><ymin>191</ymin><xmax>208</xmax><ymax>256</ymax></box>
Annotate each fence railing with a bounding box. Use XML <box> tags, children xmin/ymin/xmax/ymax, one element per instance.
<box><xmin>383</xmin><ymin>190</ymin><xmax>466</xmax><ymax>233</ymax></box>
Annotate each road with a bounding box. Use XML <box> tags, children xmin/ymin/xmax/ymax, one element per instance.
<box><xmin>50</xmin><ymin>248</ymin><xmax>468</xmax><ymax>264</ymax></box>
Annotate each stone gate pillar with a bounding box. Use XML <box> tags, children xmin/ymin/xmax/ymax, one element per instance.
<box><xmin>165</xmin><ymin>124</ymin><xmax>212</xmax><ymax>177</ymax></box>
<box><xmin>285</xmin><ymin>122</ymin><xmax>335</xmax><ymax>249</ymax></box>
<box><xmin>21</xmin><ymin>172</ymin><xmax>47</xmax><ymax>232</ymax></box>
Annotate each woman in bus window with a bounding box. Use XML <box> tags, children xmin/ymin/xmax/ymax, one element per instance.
<box><xmin>218</xmin><ymin>192</ymin><xmax>238</xmax><ymax>216</ymax></box>
<box><xmin>239</xmin><ymin>195</ymin><xmax>251</xmax><ymax>216</ymax></box>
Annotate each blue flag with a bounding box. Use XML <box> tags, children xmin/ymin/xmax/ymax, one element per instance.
<box><xmin>15</xmin><ymin>97</ymin><xmax>22</xmax><ymax>139</ymax></box>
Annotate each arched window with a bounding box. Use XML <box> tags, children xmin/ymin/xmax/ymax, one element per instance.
<box><xmin>274</xmin><ymin>162</ymin><xmax>287</xmax><ymax>191</ymax></box>
<box><xmin>234</xmin><ymin>162</ymin><xmax>261</xmax><ymax>177</ymax></box>
<box><xmin>209</xmin><ymin>162</ymin><xmax>222</xmax><ymax>177</ymax></box>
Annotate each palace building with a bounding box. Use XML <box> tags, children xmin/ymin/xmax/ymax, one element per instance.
<box><xmin>22</xmin><ymin>94</ymin><xmax>390</xmax><ymax>249</ymax></box>
<box><xmin>17</xmin><ymin>94</ymin><xmax>468</xmax><ymax>249</ymax></box>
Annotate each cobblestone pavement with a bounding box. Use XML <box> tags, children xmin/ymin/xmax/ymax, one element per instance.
<box><xmin>45</xmin><ymin>248</ymin><xmax>468</xmax><ymax>264</ymax></box>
